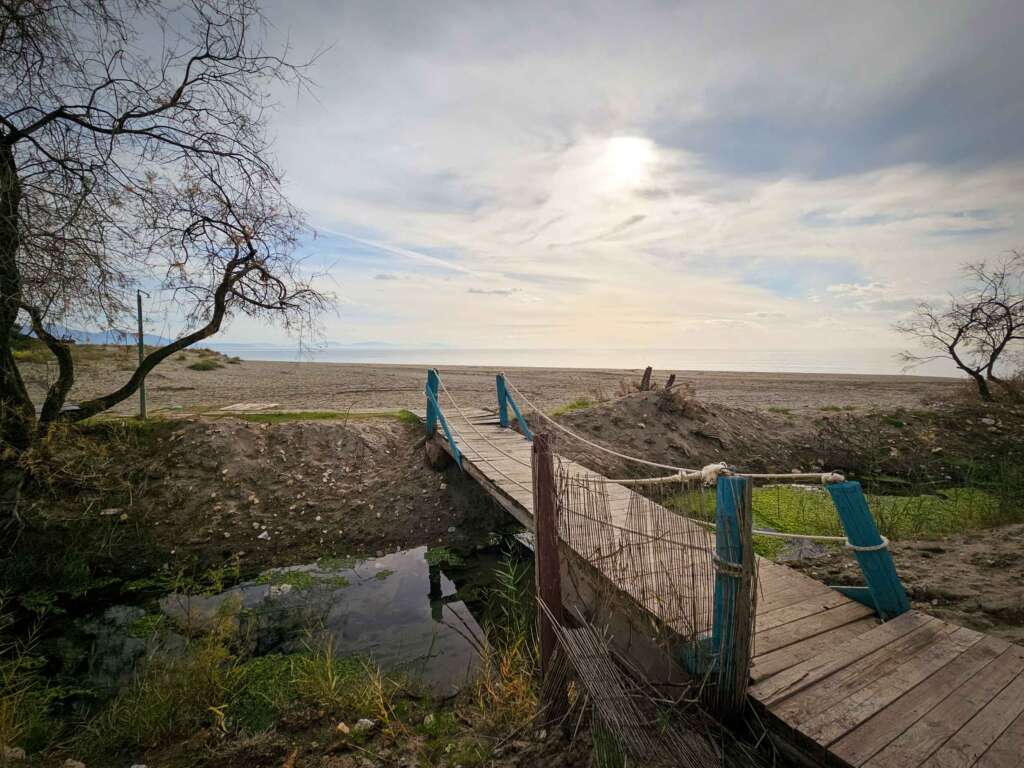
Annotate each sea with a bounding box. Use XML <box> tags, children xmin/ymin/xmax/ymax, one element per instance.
<box><xmin>207</xmin><ymin>344</ymin><xmax>959</xmax><ymax>378</ymax></box>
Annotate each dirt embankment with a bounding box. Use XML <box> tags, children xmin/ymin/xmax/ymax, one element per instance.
<box><xmin>549</xmin><ymin>388</ymin><xmax>1024</xmax><ymax>480</ymax></box>
<box><xmin>22</xmin><ymin>416</ymin><xmax>504</xmax><ymax>573</ymax></box>
<box><xmin>791</xmin><ymin>525</ymin><xmax>1024</xmax><ymax>645</ymax></box>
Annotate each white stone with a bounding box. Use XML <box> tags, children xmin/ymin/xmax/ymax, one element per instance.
<box><xmin>257</xmin><ymin>530</ymin><xmax>270</xmax><ymax>540</ymax></box>
<box><xmin>352</xmin><ymin>718</ymin><xmax>376</xmax><ymax>735</ymax></box>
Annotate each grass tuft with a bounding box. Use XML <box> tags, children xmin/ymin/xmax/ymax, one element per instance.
<box><xmin>186</xmin><ymin>358</ymin><xmax>224</xmax><ymax>371</ymax></box>
<box><xmin>550</xmin><ymin>398</ymin><xmax>594</xmax><ymax>418</ymax></box>
<box><xmin>230</xmin><ymin>409</ymin><xmax>420</xmax><ymax>425</ymax></box>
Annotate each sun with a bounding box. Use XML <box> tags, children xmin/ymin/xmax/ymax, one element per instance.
<box><xmin>602</xmin><ymin>136</ymin><xmax>655</xmax><ymax>189</ymax></box>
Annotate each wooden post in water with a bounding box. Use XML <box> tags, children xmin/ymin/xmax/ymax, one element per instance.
<box><xmin>712</xmin><ymin>475</ymin><xmax>754</xmax><ymax>717</ymax></box>
<box><xmin>496</xmin><ymin>374</ymin><xmax>509</xmax><ymax>427</ymax></box>
<box><xmin>531</xmin><ymin>432</ymin><xmax>563</xmax><ymax>680</ymax></box>
<box><xmin>425</xmin><ymin>368</ymin><xmax>440</xmax><ymax>437</ymax></box>
<box><xmin>828</xmin><ymin>481</ymin><xmax>910</xmax><ymax>620</ymax></box>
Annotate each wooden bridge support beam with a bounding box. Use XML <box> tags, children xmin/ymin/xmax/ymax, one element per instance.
<box><xmin>828</xmin><ymin>481</ymin><xmax>910</xmax><ymax>620</ymax></box>
<box><xmin>713</xmin><ymin>475</ymin><xmax>755</xmax><ymax>717</ymax></box>
<box><xmin>531</xmin><ymin>432</ymin><xmax>563</xmax><ymax>679</ymax></box>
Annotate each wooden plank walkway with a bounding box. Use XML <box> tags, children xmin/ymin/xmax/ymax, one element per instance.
<box><xmin>424</xmin><ymin>406</ymin><xmax>1024</xmax><ymax>768</ymax></box>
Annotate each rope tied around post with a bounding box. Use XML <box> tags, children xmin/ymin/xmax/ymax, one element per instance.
<box><xmin>712</xmin><ymin>553</ymin><xmax>745</xmax><ymax>577</ymax></box>
<box><xmin>845</xmin><ymin>535</ymin><xmax>890</xmax><ymax>553</ymax></box>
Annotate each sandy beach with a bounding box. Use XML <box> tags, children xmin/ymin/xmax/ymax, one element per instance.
<box><xmin>21</xmin><ymin>346</ymin><xmax>962</xmax><ymax>416</ymax></box>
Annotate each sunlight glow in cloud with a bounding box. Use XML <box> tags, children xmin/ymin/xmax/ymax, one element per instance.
<box><xmin>206</xmin><ymin>0</ymin><xmax>1024</xmax><ymax>356</ymax></box>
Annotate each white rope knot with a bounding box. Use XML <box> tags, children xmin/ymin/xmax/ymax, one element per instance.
<box><xmin>700</xmin><ymin>462</ymin><xmax>730</xmax><ymax>486</ymax></box>
<box><xmin>821</xmin><ymin>472</ymin><xmax>846</xmax><ymax>484</ymax></box>
<box><xmin>845</xmin><ymin>535</ymin><xmax>890</xmax><ymax>553</ymax></box>
<box><xmin>712</xmin><ymin>553</ymin><xmax>744</xmax><ymax>577</ymax></box>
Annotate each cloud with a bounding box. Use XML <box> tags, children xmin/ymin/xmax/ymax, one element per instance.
<box><xmin>196</xmin><ymin>1</ymin><xmax>1024</xmax><ymax>352</ymax></box>
<box><xmin>467</xmin><ymin>287</ymin><xmax>522</xmax><ymax>296</ymax></box>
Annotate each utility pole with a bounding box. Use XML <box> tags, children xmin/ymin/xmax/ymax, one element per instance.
<box><xmin>136</xmin><ymin>290</ymin><xmax>149</xmax><ymax>419</ymax></box>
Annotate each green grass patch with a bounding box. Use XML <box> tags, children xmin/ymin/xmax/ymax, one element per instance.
<box><xmin>230</xmin><ymin>409</ymin><xmax>420</xmax><ymax>425</ymax></box>
<box><xmin>317</xmin><ymin>555</ymin><xmax>361</xmax><ymax>571</ymax></box>
<box><xmin>667</xmin><ymin>483</ymin><xmax>1007</xmax><ymax>560</ymax></box>
<box><xmin>186</xmin><ymin>358</ymin><xmax>224</xmax><ymax>371</ymax></box>
<box><xmin>254</xmin><ymin>569</ymin><xmax>317</xmax><ymax>590</ymax></box>
<box><xmin>73</xmin><ymin>624</ymin><xmax>395</xmax><ymax>760</ymax></box>
<box><xmin>766</xmin><ymin>406</ymin><xmax>791</xmax><ymax>415</ymax></box>
<box><xmin>425</xmin><ymin>546</ymin><xmax>464</xmax><ymax>567</ymax></box>
<box><xmin>550</xmin><ymin>398</ymin><xmax>594</xmax><ymax>418</ymax></box>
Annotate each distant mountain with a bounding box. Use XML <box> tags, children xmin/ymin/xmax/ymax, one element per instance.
<box><xmin>28</xmin><ymin>325</ymin><xmax>172</xmax><ymax>346</ymax></box>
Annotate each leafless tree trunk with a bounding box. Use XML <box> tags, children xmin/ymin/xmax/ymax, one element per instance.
<box><xmin>896</xmin><ymin>252</ymin><xmax>1022</xmax><ymax>401</ymax></box>
<box><xmin>0</xmin><ymin>1</ymin><xmax>330</xmax><ymax>522</ymax></box>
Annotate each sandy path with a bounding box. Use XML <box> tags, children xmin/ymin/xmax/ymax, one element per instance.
<box><xmin>21</xmin><ymin>347</ymin><xmax>960</xmax><ymax>416</ymax></box>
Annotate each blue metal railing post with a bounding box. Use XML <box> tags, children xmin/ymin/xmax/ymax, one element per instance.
<box><xmin>496</xmin><ymin>374</ymin><xmax>509</xmax><ymax>427</ymax></box>
<box><xmin>426</xmin><ymin>368</ymin><xmax>440</xmax><ymax>436</ymax></box>
<box><xmin>828</xmin><ymin>481</ymin><xmax>910</xmax><ymax>620</ymax></box>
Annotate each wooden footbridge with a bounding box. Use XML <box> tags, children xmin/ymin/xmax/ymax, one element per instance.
<box><xmin>420</xmin><ymin>370</ymin><xmax>1024</xmax><ymax>767</ymax></box>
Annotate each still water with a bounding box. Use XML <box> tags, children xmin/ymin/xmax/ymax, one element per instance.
<box><xmin>69</xmin><ymin>544</ymin><xmax>527</xmax><ymax>701</ymax></box>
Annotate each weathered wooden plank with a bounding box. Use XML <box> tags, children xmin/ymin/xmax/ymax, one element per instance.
<box><xmin>797</xmin><ymin>626</ymin><xmax>985</xmax><ymax>747</ymax></box>
<box><xmin>974</xmin><ymin>710</ymin><xmax>1024</xmax><ymax>768</ymax></box>
<box><xmin>756</xmin><ymin>590</ymin><xmax>856</xmax><ymax>633</ymax></box>
<box><xmin>754</xmin><ymin>599</ymin><xmax>878</xmax><ymax>657</ymax></box>
<box><xmin>771</xmin><ymin>617</ymin><xmax>951</xmax><ymax>722</ymax></box>
<box><xmin>831</xmin><ymin>634</ymin><xmax>1010</xmax><ymax>766</ymax></box>
<box><xmin>919</xmin><ymin>668</ymin><xmax>1024</xmax><ymax>768</ymax></box>
<box><xmin>750</xmin><ymin>611</ymin><xmax>933</xmax><ymax>705</ymax></box>
<box><xmin>865</xmin><ymin>645</ymin><xmax>1024</xmax><ymax>768</ymax></box>
<box><xmin>751</xmin><ymin>618</ymin><xmax>880</xmax><ymax>683</ymax></box>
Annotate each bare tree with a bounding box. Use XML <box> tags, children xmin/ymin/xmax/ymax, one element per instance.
<box><xmin>896</xmin><ymin>252</ymin><xmax>1024</xmax><ymax>401</ymax></box>
<box><xmin>0</xmin><ymin>1</ymin><xmax>328</xmax><ymax>520</ymax></box>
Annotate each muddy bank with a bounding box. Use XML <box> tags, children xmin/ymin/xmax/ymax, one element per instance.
<box><xmin>17</xmin><ymin>416</ymin><xmax>508</xmax><ymax>575</ymax></box>
<box><xmin>549</xmin><ymin>387</ymin><xmax>1024</xmax><ymax>480</ymax></box>
<box><xmin>790</xmin><ymin>524</ymin><xmax>1024</xmax><ymax>645</ymax></box>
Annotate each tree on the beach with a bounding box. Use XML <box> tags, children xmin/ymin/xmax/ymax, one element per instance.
<box><xmin>896</xmin><ymin>252</ymin><xmax>1024</xmax><ymax>401</ymax></box>
<box><xmin>0</xmin><ymin>0</ymin><xmax>328</xmax><ymax>521</ymax></box>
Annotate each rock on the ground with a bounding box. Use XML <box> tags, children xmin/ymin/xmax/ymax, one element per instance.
<box><xmin>352</xmin><ymin>718</ymin><xmax>376</xmax><ymax>735</ymax></box>
<box><xmin>2</xmin><ymin>746</ymin><xmax>26</xmax><ymax>761</ymax></box>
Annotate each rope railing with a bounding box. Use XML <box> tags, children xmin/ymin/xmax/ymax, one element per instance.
<box><xmin>429</xmin><ymin>370</ymin><xmax>897</xmax><ymax>559</ymax></box>
<box><xmin>501</xmin><ymin>372</ymin><xmax>703</xmax><ymax>474</ymax></box>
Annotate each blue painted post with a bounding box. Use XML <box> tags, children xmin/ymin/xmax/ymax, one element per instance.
<box><xmin>505</xmin><ymin>393</ymin><xmax>533</xmax><ymax>441</ymax></box>
<box><xmin>496</xmin><ymin>374</ymin><xmax>509</xmax><ymax>427</ymax></box>
<box><xmin>425</xmin><ymin>369</ymin><xmax>440</xmax><ymax>437</ymax></box>
<box><xmin>828</xmin><ymin>481</ymin><xmax>910</xmax><ymax>620</ymax></box>
<box><xmin>712</xmin><ymin>475</ymin><xmax>752</xmax><ymax>715</ymax></box>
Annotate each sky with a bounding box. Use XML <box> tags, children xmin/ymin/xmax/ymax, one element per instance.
<box><xmin>209</xmin><ymin>0</ymin><xmax>1024</xmax><ymax>354</ymax></box>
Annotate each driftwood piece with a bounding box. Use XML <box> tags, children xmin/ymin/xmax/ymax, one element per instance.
<box><xmin>665</xmin><ymin>373</ymin><xmax>676</xmax><ymax>390</ymax></box>
<box><xmin>639</xmin><ymin>366</ymin><xmax>653</xmax><ymax>391</ymax></box>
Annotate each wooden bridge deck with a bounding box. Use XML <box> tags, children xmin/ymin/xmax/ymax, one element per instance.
<box><xmin>425</xmin><ymin>406</ymin><xmax>1024</xmax><ymax>768</ymax></box>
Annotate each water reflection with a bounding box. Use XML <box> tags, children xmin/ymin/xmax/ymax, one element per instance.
<box><xmin>159</xmin><ymin>546</ymin><xmax>486</xmax><ymax>696</ymax></box>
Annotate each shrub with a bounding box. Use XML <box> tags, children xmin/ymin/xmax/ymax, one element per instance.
<box><xmin>187</xmin><ymin>358</ymin><xmax>224</xmax><ymax>371</ymax></box>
